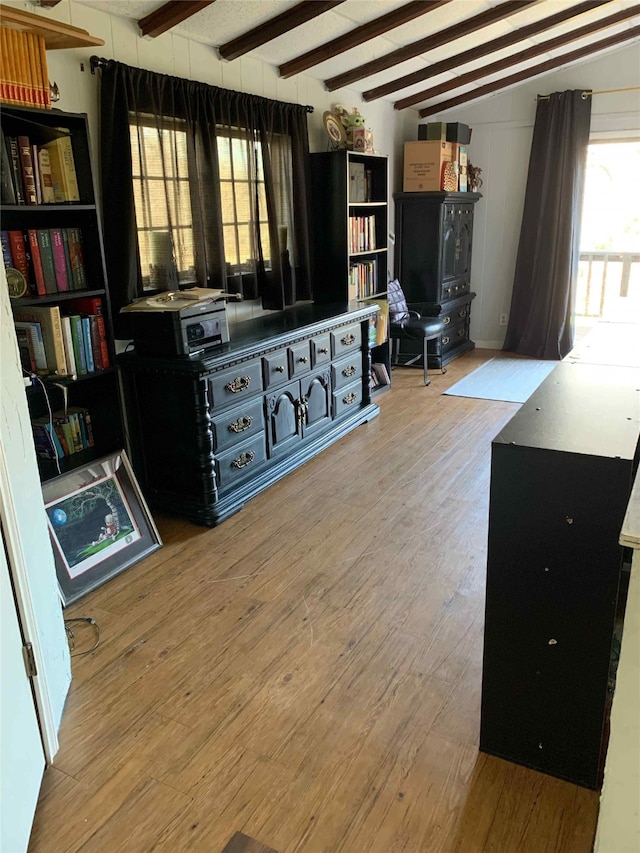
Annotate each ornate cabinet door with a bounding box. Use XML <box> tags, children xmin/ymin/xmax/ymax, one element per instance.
<box><xmin>454</xmin><ymin>206</ymin><xmax>474</xmax><ymax>280</ymax></box>
<box><xmin>266</xmin><ymin>380</ymin><xmax>303</xmax><ymax>458</ymax></box>
<box><xmin>441</xmin><ymin>204</ymin><xmax>458</xmax><ymax>286</ymax></box>
<box><xmin>301</xmin><ymin>371</ymin><xmax>331</xmax><ymax>440</ymax></box>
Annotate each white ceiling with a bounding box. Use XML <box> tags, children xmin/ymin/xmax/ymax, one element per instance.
<box><xmin>83</xmin><ymin>0</ymin><xmax>640</xmax><ymax>113</ymax></box>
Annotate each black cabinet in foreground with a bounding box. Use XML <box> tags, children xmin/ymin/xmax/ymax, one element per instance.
<box><xmin>481</xmin><ymin>362</ymin><xmax>640</xmax><ymax>789</ymax></box>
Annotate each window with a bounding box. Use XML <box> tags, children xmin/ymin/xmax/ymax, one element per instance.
<box><xmin>129</xmin><ymin>117</ymin><xmax>196</xmax><ymax>291</ymax></box>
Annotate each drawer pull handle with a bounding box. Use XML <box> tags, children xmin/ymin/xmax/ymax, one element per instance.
<box><xmin>342</xmin><ymin>392</ymin><xmax>357</xmax><ymax>405</ymax></box>
<box><xmin>443</xmin><ymin>316</ymin><xmax>451</xmax><ymax>325</ymax></box>
<box><xmin>228</xmin><ymin>415</ymin><xmax>253</xmax><ymax>434</ymax></box>
<box><xmin>342</xmin><ymin>365</ymin><xmax>356</xmax><ymax>377</ymax></box>
<box><xmin>232</xmin><ymin>450</ymin><xmax>255</xmax><ymax>469</ymax></box>
<box><xmin>298</xmin><ymin>356</ymin><xmax>309</xmax><ymax>364</ymax></box>
<box><xmin>442</xmin><ymin>336</ymin><xmax>450</xmax><ymax>345</ymax></box>
<box><xmin>275</xmin><ymin>365</ymin><xmax>285</xmax><ymax>373</ymax></box>
<box><xmin>457</xmin><ymin>328</ymin><xmax>465</xmax><ymax>337</ymax></box>
<box><xmin>341</xmin><ymin>334</ymin><xmax>356</xmax><ymax>346</ymax></box>
<box><xmin>318</xmin><ymin>347</ymin><xmax>329</xmax><ymax>354</ymax></box>
<box><xmin>226</xmin><ymin>376</ymin><xmax>251</xmax><ymax>393</ymax></box>
<box><xmin>459</xmin><ymin>309</ymin><xmax>467</xmax><ymax>318</ymax></box>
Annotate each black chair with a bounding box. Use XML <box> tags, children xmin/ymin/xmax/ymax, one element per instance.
<box><xmin>387</xmin><ymin>279</ymin><xmax>446</xmax><ymax>386</ymax></box>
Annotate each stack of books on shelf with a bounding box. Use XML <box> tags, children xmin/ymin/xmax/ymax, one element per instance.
<box><xmin>0</xmin><ymin>26</ymin><xmax>51</xmax><ymax>109</ymax></box>
<box><xmin>13</xmin><ymin>296</ymin><xmax>110</xmax><ymax>378</ymax></box>
<box><xmin>348</xmin><ymin>259</ymin><xmax>378</xmax><ymax>300</ymax></box>
<box><xmin>349</xmin><ymin>214</ymin><xmax>376</xmax><ymax>253</ymax></box>
<box><xmin>370</xmin><ymin>362</ymin><xmax>390</xmax><ymax>389</ymax></box>
<box><xmin>2</xmin><ymin>226</ymin><xmax>86</xmax><ymax>295</ymax></box>
<box><xmin>1</xmin><ymin>128</ymin><xmax>79</xmax><ymax>205</ymax></box>
<box><xmin>32</xmin><ymin>405</ymin><xmax>94</xmax><ymax>461</ymax></box>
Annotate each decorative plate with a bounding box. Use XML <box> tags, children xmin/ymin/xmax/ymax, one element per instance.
<box><xmin>323</xmin><ymin>111</ymin><xmax>346</xmax><ymax>147</ymax></box>
<box><xmin>5</xmin><ymin>267</ymin><xmax>28</xmax><ymax>298</ymax></box>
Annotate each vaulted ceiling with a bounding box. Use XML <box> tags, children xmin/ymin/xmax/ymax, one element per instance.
<box><xmin>84</xmin><ymin>0</ymin><xmax>640</xmax><ymax>116</ymax></box>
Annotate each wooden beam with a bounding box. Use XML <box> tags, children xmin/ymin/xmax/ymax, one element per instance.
<box><xmin>324</xmin><ymin>0</ymin><xmax>540</xmax><ymax>91</ymax></box>
<box><xmin>0</xmin><ymin>2</ymin><xmax>104</xmax><ymax>49</ymax></box>
<box><xmin>278</xmin><ymin>0</ymin><xmax>451</xmax><ymax>79</ymax></box>
<box><xmin>395</xmin><ymin>4</ymin><xmax>640</xmax><ymax>110</ymax></box>
<box><xmin>37</xmin><ymin>1</ymin><xmax>62</xmax><ymax>7</ymax></box>
<box><xmin>218</xmin><ymin>0</ymin><xmax>346</xmax><ymax>62</ymax></box>
<box><xmin>364</xmin><ymin>0</ymin><xmax>610</xmax><ymax>101</ymax></box>
<box><xmin>138</xmin><ymin>1</ymin><xmax>215</xmax><ymax>39</ymax></box>
<box><xmin>418</xmin><ymin>24</ymin><xmax>640</xmax><ymax>117</ymax></box>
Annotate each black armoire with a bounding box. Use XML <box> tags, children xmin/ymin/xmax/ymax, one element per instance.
<box><xmin>394</xmin><ymin>191</ymin><xmax>481</xmax><ymax>368</ymax></box>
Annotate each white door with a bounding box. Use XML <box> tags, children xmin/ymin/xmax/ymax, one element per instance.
<box><xmin>1</xmin><ymin>526</ymin><xmax>46</xmax><ymax>853</ymax></box>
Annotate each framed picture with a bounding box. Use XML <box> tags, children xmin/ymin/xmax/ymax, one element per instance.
<box><xmin>42</xmin><ymin>450</ymin><xmax>162</xmax><ymax>605</ymax></box>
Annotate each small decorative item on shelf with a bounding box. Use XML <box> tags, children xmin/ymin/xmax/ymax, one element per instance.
<box><xmin>468</xmin><ymin>163</ymin><xmax>483</xmax><ymax>192</ymax></box>
<box><xmin>334</xmin><ymin>104</ymin><xmax>374</xmax><ymax>153</ymax></box>
<box><xmin>323</xmin><ymin>110</ymin><xmax>347</xmax><ymax>150</ymax></box>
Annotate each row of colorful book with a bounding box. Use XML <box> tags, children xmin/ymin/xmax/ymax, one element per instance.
<box><xmin>1</xmin><ymin>130</ymin><xmax>79</xmax><ymax>205</ymax></box>
<box><xmin>32</xmin><ymin>406</ymin><xmax>94</xmax><ymax>461</ymax></box>
<box><xmin>2</xmin><ymin>227</ymin><xmax>86</xmax><ymax>295</ymax></box>
<box><xmin>348</xmin><ymin>214</ymin><xmax>377</xmax><ymax>254</ymax></box>
<box><xmin>348</xmin><ymin>258</ymin><xmax>378</xmax><ymax>300</ymax></box>
<box><xmin>14</xmin><ymin>297</ymin><xmax>110</xmax><ymax>378</ymax></box>
<box><xmin>0</xmin><ymin>26</ymin><xmax>51</xmax><ymax>110</ymax></box>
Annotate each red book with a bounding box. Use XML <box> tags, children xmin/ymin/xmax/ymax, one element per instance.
<box><xmin>17</xmin><ymin>136</ymin><xmax>37</xmax><ymax>205</ymax></box>
<box><xmin>7</xmin><ymin>230</ymin><xmax>29</xmax><ymax>282</ymax></box>
<box><xmin>27</xmin><ymin>230</ymin><xmax>46</xmax><ymax>296</ymax></box>
<box><xmin>49</xmin><ymin>228</ymin><xmax>69</xmax><ymax>291</ymax></box>
<box><xmin>64</xmin><ymin>296</ymin><xmax>103</xmax><ymax>315</ymax></box>
<box><xmin>91</xmin><ymin>314</ymin><xmax>110</xmax><ymax>369</ymax></box>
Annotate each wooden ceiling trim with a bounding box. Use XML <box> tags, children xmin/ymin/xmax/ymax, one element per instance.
<box><xmin>418</xmin><ymin>23</ymin><xmax>640</xmax><ymax>117</ymax></box>
<box><xmin>395</xmin><ymin>4</ymin><xmax>640</xmax><ymax>110</ymax></box>
<box><xmin>363</xmin><ymin>0</ymin><xmax>611</xmax><ymax>102</ymax></box>
<box><xmin>138</xmin><ymin>1</ymin><xmax>215</xmax><ymax>39</ymax></box>
<box><xmin>278</xmin><ymin>0</ymin><xmax>451</xmax><ymax>79</ymax></box>
<box><xmin>37</xmin><ymin>1</ymin><xmax>62</xmax><ymax>7</ymax></box>
<box><xmin>324</xmin><ymin>0</ymin><xmax>540</xmax><ymax>91</ymax></box>
<box><xmin>218</xmin><ymin>0</ymin><xmax>346</xmax><ymax>62</ymax></box>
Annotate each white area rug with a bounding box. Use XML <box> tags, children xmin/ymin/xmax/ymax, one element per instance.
<box><xmin>444</xmin><ymin>357</ymin><xmax>558</xmax><ymax>403</ymax></box>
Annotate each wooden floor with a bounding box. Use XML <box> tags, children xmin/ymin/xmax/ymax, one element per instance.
<box><xmin>28</xmin><ymin>349</ymin><xmax>600</xmax><ymax>853</ymax></box>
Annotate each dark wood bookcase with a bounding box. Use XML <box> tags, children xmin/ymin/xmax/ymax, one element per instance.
<box><xmin>1</xmin><ymin>104</ymin><xmax>124</xmax><ymax>482</ymax></box>
<box><xmin>310</xmin><ymin>149</ymin><xmax>390</xmax><ymax>391</ymax></box>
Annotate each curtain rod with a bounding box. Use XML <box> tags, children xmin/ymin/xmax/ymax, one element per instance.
<box><xmin>537</xmin><ymin>86</ymin><xmax>640</xmax><ymax>100</ymax></box>
<box><xmin>89</xmin><ymin>55</ymin><xmax>314</xmax><ymax>112</ymax></box>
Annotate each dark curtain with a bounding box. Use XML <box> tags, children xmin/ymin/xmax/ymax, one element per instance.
<box><xmin>503</xmin><ymin>90</ymin><xmax>592</xmax><ymax>360</ymax></box>
<box><xmin>99</xmin><ymin>61</ymin><xmax>312</xmax><ymax>337</ymax></box>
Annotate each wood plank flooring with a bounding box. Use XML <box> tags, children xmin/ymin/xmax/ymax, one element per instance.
<box><xmin>27</xmin><ymin>349</ymin><xmax>600</xmax><ymax>853</ymax></box>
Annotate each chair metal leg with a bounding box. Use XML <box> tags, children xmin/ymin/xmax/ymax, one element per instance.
<box><xmin>423</xmin><ymin>337</ymin><xmax>431</xmax><ymax>386</ymax></box>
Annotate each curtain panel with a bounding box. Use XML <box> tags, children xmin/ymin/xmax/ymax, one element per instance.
<box><xmin>503</xmin><ymin>89</ymin><xmax>592</xmax><ymax>360</ymax></box>
<box><xmin>99</xmin><ymin>61</ymin><xmax>312</xmax><ymax>337</ymax></box>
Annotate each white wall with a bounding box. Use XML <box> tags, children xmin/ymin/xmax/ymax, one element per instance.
<box><xmin>427</xmin><ymin>42</ymin><xmax>640</xmax><ymax>349</ymax></box>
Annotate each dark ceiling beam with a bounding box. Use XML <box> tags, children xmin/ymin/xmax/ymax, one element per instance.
<box><xmin>138</xmin><ymin>1</ymin><xmax>215</xmax><ymax>39</ymax></box>
<box><xmin>278</xmin><ymin>0</ymin><xmax>451</xmax><ymax>79</ymax></box>
<box><xmin>324</xmin><ymin>0</ymin><xmax>540</xmax><ymax>91</ymax></box>
<box><xmin>418</xmin><ymin>24</ymin><xmax>640</xmax><ymax>117</ymax></box>
<box><xmin>218</xmin><ymin>0</ymin><xmax>346</xmax><ymax>62</ymax></box>
<box><xmin>364</xmin><ymin>0</ymin><xmax>610</xmax><ymax>101</ymax></box>
<box><xmin>395</xmin><ymin>4</ymin><xmax>640</xmax><ymax>110</ymax></box>
<box><xmin>37</xmin><ymin>1</ymin><xmax>62</xmax><ymax>7</ymax></box>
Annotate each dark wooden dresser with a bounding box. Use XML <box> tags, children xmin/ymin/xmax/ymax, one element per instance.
<box><xmin>119</xmin><ymin>303</ymin><xmax>379</xmax><ymax>526</ymax></box>
<box><xmin>481</xmin><ymin>361</ymin><xmax>640</xmax><ymax>788</ymax></box>
<box><xmin>393</xmin><ymin>191</ymin><xmax>481</xmax><ymax>368</ymax></box>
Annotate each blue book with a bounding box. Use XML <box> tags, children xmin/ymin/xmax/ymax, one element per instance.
<box><xmin>69</xmin><ymin>315</ymin><xmax>87</xmax><ymax>375</ymax></box>
<box><xmin>81</xmin><ymin>316</ymin><xmax>95</xmax><ymax>373</ymax></box>
<box><xmin>1</xmin><ymin>230</ymin><xmax>12</xmax><ymax>267</ymax></box>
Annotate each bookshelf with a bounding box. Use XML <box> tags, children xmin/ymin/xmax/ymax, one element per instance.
<box><xmin>310</xmin><ymin>149</ymin><xmax>391</xmax><ymax>392</ymax></box>
<box><xmin>1</xmin><ymin>103</ymin><xmax>124</xmax><ymax>482</ymax></box>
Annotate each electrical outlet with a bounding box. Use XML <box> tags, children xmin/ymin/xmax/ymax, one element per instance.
<box><xmin>499</xmin><ymin>313</ymin><xmax>508</xmax><ymax>326</ymax></box>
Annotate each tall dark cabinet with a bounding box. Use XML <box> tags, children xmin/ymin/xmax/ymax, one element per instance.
<box><xmin>310</xmin><ymin>150</ymin><xmax>390</xmax><ymax>389</ymax></box>
<box><xmin>394</xmin><ymin>191</ymin><xmax>481</xmax><ymax>368</ymax></box>
<box><xmin>2</xmin><ymin>104</ymin><xmax>124</xmax><ymax>482</ymax></box>
<box><xmin>481</xmin><ymin>362</ymin><xmax>640</xmax><ymax>789</ymax></box>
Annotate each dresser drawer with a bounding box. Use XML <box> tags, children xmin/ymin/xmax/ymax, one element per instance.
<box><xmin>441</xmin><ymin>318</ymin><xmax>470</xmax><ymax>356</ymax></box>
<box><xmin>331</xmin><ymin>323</ymin><xmax>362</xmax><ymax>358</ymax></box>
<box><xmin>210</xmin><ymin>397</ymin><xmax>265</xmax><ymax>453</ymax></box>
<box><xmin>289</xmin><ymin>340</ymin><xmax>312</xmax><ymax>378</ymax></box>
<box><xmin>331</xmin><ymin>352</ymin><xmax>363</xmax><ymax>391</ymax></box>
<box><xmin>311</xmin><ymin>334</ymin><xmax>331</xmax><ymax>367</ymax></box>
<box><xmin>332</xmin><ymin>379</ymin><xmax>363</xmax><ymax>419</ymax></box>
<box><xmin>215</xmin><ymin>432</ymin><xmax>267</xmax><ymax>490</ymax></box>
<box><xmin>441</xmin><ymin>300</ymin><xmax>472</xmax><ymax>328</ymax></box>
<box><xmin>442</xmin><ymin>280</ymin><xmax>471</xmax><ymax>302</ymax></box>
<box><xmin>208</xmin><ymin>360</ymin><xmax>263</xmax><ymax>409</ymax></box>
<box><xmin>263</xmin><ymin>350</ymin><xmax>289</xmax><ymax>388</ymax></box>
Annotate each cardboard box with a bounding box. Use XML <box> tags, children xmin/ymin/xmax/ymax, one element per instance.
<box><xmin>403</xmin><ymin>141</ymin><xmax>455</xmax><ymax>192</ymax></box>
<box><xmin>418</xmin><ymin>122</ymin><xmax>447</xmax><ymax>141</ymax></box>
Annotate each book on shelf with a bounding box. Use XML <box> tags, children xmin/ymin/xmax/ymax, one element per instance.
<box><xmin>15</xmin><ymin>325</ymin><xmax>35</xmax><ymax>372</ymax></box>
<box><xmin>6</xmin><ymin>229</ymin><xmax>29</xmax><ymax>280</ymax></box>
<box><xmin>36</xmin><ymin>228</ymin><xmax>57</xmax><ymax>294</ymax></box>
<box><xmin>0</xmin><ymin>134</ymin><xmax>16</xmax><ymax>204</ymax></box>
<box><xmin>1</xmin><ymin>129</ymin><xmax>79</xmax><ymax>205</ymax></box>
<box><xmin>3</xmin><ymin>227</ymin><xmax>89</xmax><ymax>294</ymax></box>
<box><xmin>13</xmin><ymin>320</ymin><xmax>47</xmax><ymax>372</ymax></box>
<box><xmin>5</xmin><ymin>136</ymin><xmax>24</xmax><ymax>204</ymax></box>
<box><xmin>37</xmin><ymin>147</ymin><xmax>55</xmax><ymax>203</ymax></box>
<box><xmin>27</xmin><ymin>229</ymin><xmax>46</xmax><ymax>296</ymax></box>
<box><xmin>17</xmin><ymin>135</ymin><xmax>37</xmax><ymax>204</ymax></box>
<box><xmin>12</xmin><ymin>304</ymin><xmax>68</xmax><ymax>375</ymax></box>
<box><xmin>31</xmin><ymin>418</ymin><xmax>65</xmax><ymax>460</ymax></box>
<box><xmin>44</xmin><ymin>133</ymin><xmax>79</xmax><ymax>203</ymax></box>
<box><xmin>0</xmin><ymin>231</ymin><xmax>12</xmax><ymax>267</ymax></box>
<box><xmin>81</xmin><ymin>316</ymin><xmax>95</xmax><ymax>372</ymax></box>
<box><xmin>0</xmin><ymin>26</ymin><xmax>50</xmax><ymax>109</ymax></box>
<box><xmin>69</xmin><ymin>314</ymin><xmax>87</xmax><ymax>375</ymax></box>
<box><xmin>372</xmin><ymin>362</ymin><xmax>391</xmax><ymax>386</ymax></box>
<box><xmin>50</xmin><ymin>227</ymin><xmax>70</xmax><ymax>291</ymax></box>
<box><xmin>60</xmin><ymin>315</ymin><xmax>77</xmax><ymax>377</ymax></box>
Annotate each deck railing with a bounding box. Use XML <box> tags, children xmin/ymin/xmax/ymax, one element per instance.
<box><xmin>576</xmin><ymin>251</ymin><xmax>640</xmax><ymax>317</ymax></box>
